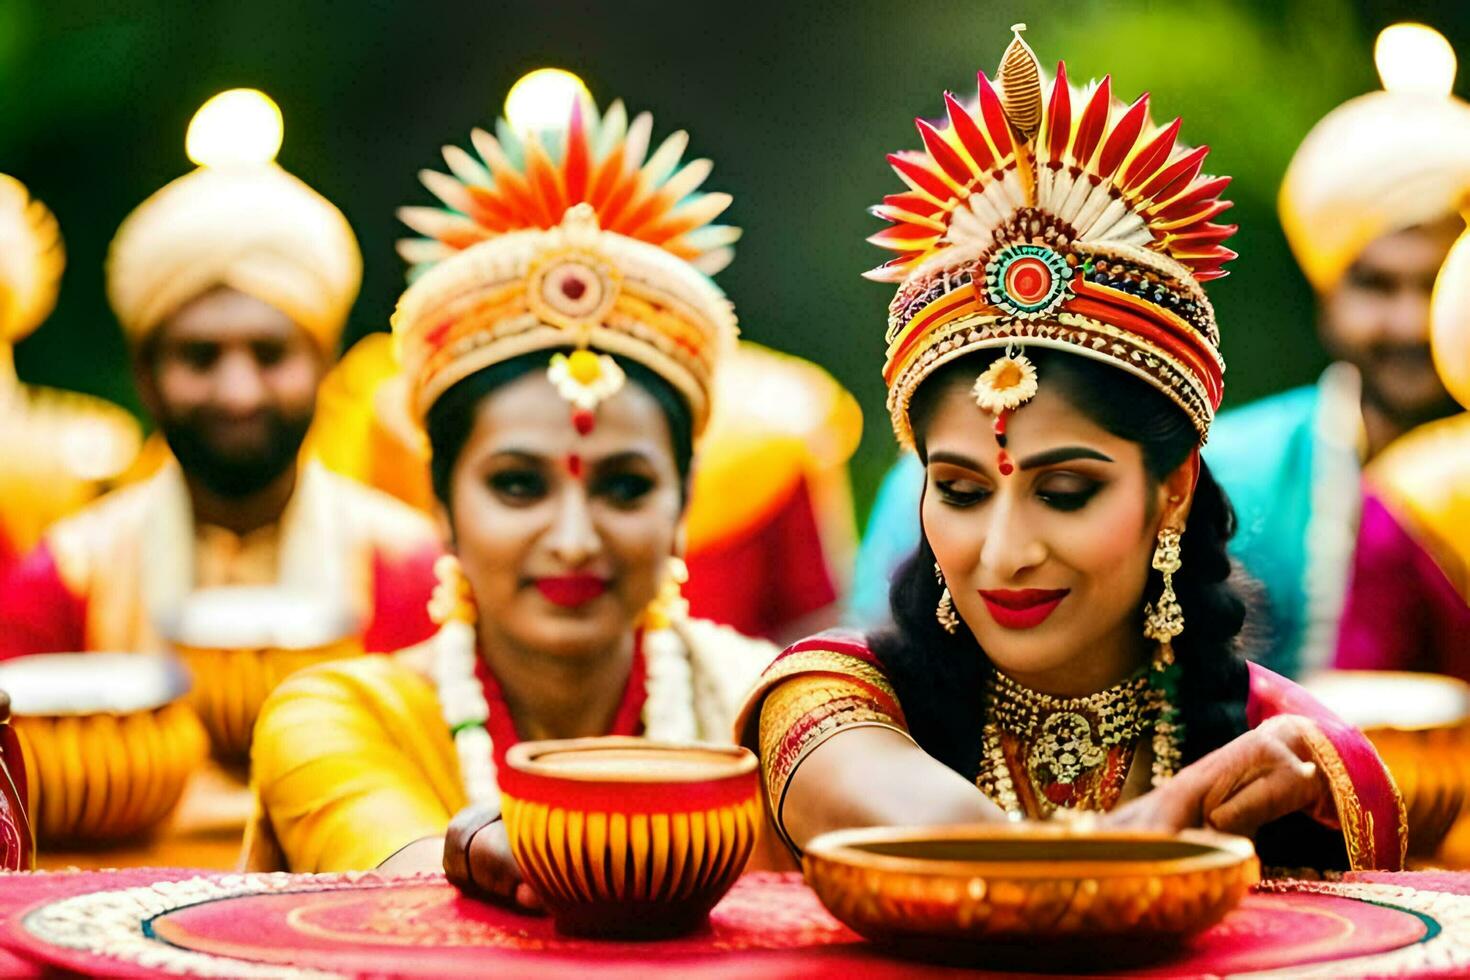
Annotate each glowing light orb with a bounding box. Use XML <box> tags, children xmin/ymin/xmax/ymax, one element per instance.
<box><xmin>503</xmin><ymin>68</ymin><xmax>591</xmax><ymax>138</ymax></box>
<box><xmin>186</xmin><ymin>89</ymin><xmax>284</xmax><ymax>167</ymax></box>
<box><xmin>1375</xmin><ymin>23</ymin><xmax>1457</xmax><ymax>96</ymax></box>
<box><xmin>1431</xmin><ymin>227</ymin><xmax>1470</xmax><ymax>409</ymax></box>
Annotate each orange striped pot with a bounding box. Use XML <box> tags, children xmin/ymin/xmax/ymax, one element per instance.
<box><xmin>166</xmin><ymin>587</ymin><xmax>362</xmax><ymax>763</ymax></box>
<box><xmin>0</xmin><ymin>654</ymin><xmax>208</xmax><ymax>846</ymax></box>
<box><xmin>500</xmin><ymin>738</ymin><xmax>760</xmax><ymax>938</ymax></box>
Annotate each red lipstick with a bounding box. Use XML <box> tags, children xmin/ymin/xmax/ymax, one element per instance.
<box><xmin>535</xmin><ymin>575</ymin><xmax>608</xmax><ymax>607</ymax></box>
<box><xmin>978</xmin><ymin>588</ymin><xmax>1070</xmax><ymax>629</ymax></box>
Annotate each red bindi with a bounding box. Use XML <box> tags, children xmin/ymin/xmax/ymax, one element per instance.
<box><xmin>993</xmin><ymin>410</ymin><xmax>1012</xmax><ymax>474</ymax></box>
<box><xmin>567</xmin><ymin>454</ymin><xmax>584</xmax><ymax>479</ymax></box>
<box><xmin>572</xmin><ymin>408</ymin><xmax>596</xmax><ymax>436</ymax></box>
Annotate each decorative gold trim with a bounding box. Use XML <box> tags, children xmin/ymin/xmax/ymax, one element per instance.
<box><xmin>1298</xmin><ymin>720</ymin><xmax>1407</xmax><ymax>871</ymax></box>
<box><xmin>886</xmin><ymin>309</ymin><xmax>1215</xmax><ymax>447</ymax></box>
<box><xmin>751</xmin><ymin>649</ymin><xmax>901</xmax><ymax>707</ymax></box>
<box><xmin>19</xmin><ymin>871</ymin><xmax>425</xmax><ymax>977</ymax></box>
<box><xmin>1253</xmin><ymin>877</ymin><xmax>1470</xmax><ymax>976</ymax></box>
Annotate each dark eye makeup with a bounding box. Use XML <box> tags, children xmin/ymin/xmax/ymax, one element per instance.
<box><xmin>931</xmin><ymin>472</ymin><xmax>1104</xmax><ymax>512</ymax></box>
<box><xmin>593</xmin><ymin>472</ymin><xmax>656</xmax><ymax>506</ymax></box>
<box><xmin>1035</xmin><ymin>474</ymin><xmax>1103</xmax><ymax>512</ymax></box>
<box><xmin>486</xmin><ymin>468</ymin><xmax>548</xmax><ymax>503</ymax></box>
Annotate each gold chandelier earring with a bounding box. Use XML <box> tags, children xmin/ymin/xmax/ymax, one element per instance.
<box><xmin>934</xmin><ymin>561</ymin><xmax>960</xmax><ymax>634</ymax></box>
<box><xmin>1143</xmin><ymin>527</ymin><xmax>1184</xmax><ymax>667</ymax></box>
<box><xmin>429</xmin><ymin>554</ymin><xmax>477</xmax><ymax>626</ymax></box>
<box><xmin>641</xmin><ymin>556</ymin><xmax>690</xmax><ymax>631</ymax></box>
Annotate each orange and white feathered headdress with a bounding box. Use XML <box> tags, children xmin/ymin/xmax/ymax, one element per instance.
<box><xmin>392</xmin><ymin>94</ymin><xmax>740</xmax><ymax>437</ymax></box>
<box><xmin>0</xmin><ymin>174</ymin><xmax>64</xmax><ymax>346</ymax></box>
<box><xmin>872</xmin><ymin>26</ymin><xmax>1235</xmax><ymax>448</ymax></box>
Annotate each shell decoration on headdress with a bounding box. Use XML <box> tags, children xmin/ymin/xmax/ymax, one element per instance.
<box><xmin>871</xmin><ymin>26</ymin><xmax>1235</xmax><ymax>450</ymax></box>
<box><xmin>393</xmin><ymin>92</ymin><xmax>740</xmax><ymax>437</ymax></box>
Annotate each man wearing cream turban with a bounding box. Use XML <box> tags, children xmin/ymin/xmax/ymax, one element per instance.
<box><xmin>1344</xmin><ymin>221</ymin><xmax>1470</xmax><ymax>681</ymax></box>
<box><xmin>1205</xmin><ymin>24</ymin><xmax>1470</xmax><ymax>679</ymax></box>
<box><xmin>0</xmin><ymin>175</ymin><xmax>141</xmax><ymax>578</ymax></box>
<box><xmin>0</xmin><ymin>91</ymin><xmax>441</xmax><ymax>660</ymax></box>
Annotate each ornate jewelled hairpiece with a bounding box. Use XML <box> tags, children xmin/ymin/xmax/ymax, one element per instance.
<box><xmin>393</xmin><ymin>95</ymin><xmax>740</xmax><ymax>438</ymax></box>
<box><xmin>870</xmin><ymin>25</ymin><xmax>1235</xmax><ymax>451</ymax></box>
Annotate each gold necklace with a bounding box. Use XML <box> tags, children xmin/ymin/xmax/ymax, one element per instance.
<box><xmin>977</xmin><ymin>660</ymin><xmax>1180</xmax><ymax>818</ymax></box>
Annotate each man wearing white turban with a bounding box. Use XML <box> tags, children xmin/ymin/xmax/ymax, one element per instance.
<box><xmin>1206</xmin><ymin>24</ymin><xmax>1470</xmax><ymax>677</ymax></box>
<box><xmin>0</xmin><ymin>91</ymin><xmax>441</xmax><ymax>659</ymax></box>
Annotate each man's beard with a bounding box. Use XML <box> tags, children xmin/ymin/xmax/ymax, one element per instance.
<box><xmin>1357</xmin><ymin>341</ymin><xmax>1462</xmax><ymax>433</ymax></box>
<box><xmin>159</xmin><ymin>410</ymin><xmax>313</xmax><ymax>499</ymax></box>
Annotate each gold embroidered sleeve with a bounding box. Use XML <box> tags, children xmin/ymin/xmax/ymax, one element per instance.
<box><xmin>757</xmin><ymin>673</ymin><xmax>910</xmax><ymax>849</ymax></box>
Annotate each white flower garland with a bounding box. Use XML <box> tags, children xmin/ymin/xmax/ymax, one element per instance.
<box><xmin>432</xmin><ymin>619</ymin><xmax>699</xmax><ymax>806</ymax></box>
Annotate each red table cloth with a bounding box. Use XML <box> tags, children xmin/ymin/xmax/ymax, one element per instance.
<box><xmin>3</xmin><ymin>869</ymin><xmax>1470</xmax><ymax>977</ymax></box>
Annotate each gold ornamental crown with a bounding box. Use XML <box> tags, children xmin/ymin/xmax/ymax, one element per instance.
<box><xmin>873</xmin><ymin>27</ymin><xmax>1235</xmax><ymax>446</ymax></box>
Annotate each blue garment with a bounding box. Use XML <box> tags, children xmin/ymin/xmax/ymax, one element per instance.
<box><xmin>846</xmin><ymin>382</ymin><xmax>1339</xmax><ymax>676</ymax></box>
<box><xmin>1203</xmin><ymin>385</ymin><xmax>1320</xmax><ymax>675</ymax></box>
<box><xmin>846</xmin><ymin>453</ymin><xmax>923</xmax><ymax>628</ymax></box>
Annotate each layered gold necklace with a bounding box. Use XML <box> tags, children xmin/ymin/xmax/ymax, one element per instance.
<box><xmin>977</xmin><ymin>666</ymin><xmax>1179</xmax><ymax>819</ymax></box>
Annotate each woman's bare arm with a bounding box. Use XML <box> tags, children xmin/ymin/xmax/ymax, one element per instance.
<box><xmin>779</xmin><ymin>726</ymin><xmax>1005</xmax><ymax>851</ymax></box>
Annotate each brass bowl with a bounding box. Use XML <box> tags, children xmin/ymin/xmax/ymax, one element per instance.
<box><xmin>1302</xmin><ymin>670</ymin><xmax>1470</xmax><ymax>857</ymax></box>
<box><xmin>0</xmin><ymin>653</ymin><xmax>208</xmax><ymax>846</ymax></box>
<box><xmin>500</xmin><ymin>737</ymin><xmax>761</xmax><ymax>938</ymax></box>
<box><xmin>803</xmin><ymin>824</ymin><xmax>1258</xmax><ymax>964</ymax></box>
<box><xmin>164</xmin><ymin>587</ymin><xmax>362</xmax><ymax>763</ymax></box>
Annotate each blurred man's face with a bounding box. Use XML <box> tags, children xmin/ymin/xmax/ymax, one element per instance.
<box><xmin>140</xmin><ymin>287</ymin><xmax>325</xmax><ymax>498</ymax></box>
<box><xmin>1319</xmin><ymin>215</ymin><xmax>1463</xmax><ymax>429</ymax></box>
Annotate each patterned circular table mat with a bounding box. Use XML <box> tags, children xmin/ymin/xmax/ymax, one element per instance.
<box><xmin>6</xmin><ymin>871</ymin><xmax>1470</xmax><ymax>978</ymax></box>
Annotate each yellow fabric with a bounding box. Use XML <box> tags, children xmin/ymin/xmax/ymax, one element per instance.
<box><xmin>247</xmin><ymin>617</ymin><xmax>776</xmax><ymax>872</ymax></box>
<box><xmin>0</xmin><ymin>382</ymin><xmax>141</xmax><ymax>557</ymax></box>
<box><xmin>106</xmin><ymin>163</ymin><xmax>361</xmax><ymax>351</ymax></box>
<box><xmin>1280</xmin><ymin>91</ymin><xmax>1470</xmax><ymax>291</ymax></box>
<box><xmin>689</xmin><ymin>343</ymin><xmax>862</xmax><ymax>544</ymax></box>
<box><xmin>193</xmin><ymin>523</ymin><xmax>281</xmax><ymax>588</ymax></box>
<box><xmin>309</xmin><ymin>333</ymin><xmax>433</xmax><ymax>512</ymax></box>
<box><xmin>1365</xmin><ymin>412</ymin><xmax>1470</xmax><ymax>598</ymax></box>
<box><xmin>249</xmin><ymin>654</ymin><xmax>466</xmax><ymax>872</ymax></box>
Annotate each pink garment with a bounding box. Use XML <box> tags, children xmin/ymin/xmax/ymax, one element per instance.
<box><xmin>1334</xmin><ymin>492</ymin><xmax>1470</xmax><ymax>679</ymax></box>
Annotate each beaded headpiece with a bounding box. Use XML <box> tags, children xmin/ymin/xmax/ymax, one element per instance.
<box><xmin>872</xmin><ymin>26</ymin><xmax>1235</xmax><ymax>451</ymax></box>
<box><xmin>0</xmin><ymin>174</ymin><xmax>64</xmax><ymax>346</ymax></box>
<box><xmin>392</xmin><ymin>96</ymin><xmax>739</xmax><ymax>437</ymax></box>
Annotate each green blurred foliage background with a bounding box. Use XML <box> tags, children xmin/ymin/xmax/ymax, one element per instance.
<box><xmin>5</xmin><ymin>0</ymin><xmax>1468</xmax><ymax>519</ymax></box>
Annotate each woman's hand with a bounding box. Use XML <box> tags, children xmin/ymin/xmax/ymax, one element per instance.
<box><xmin>442</xmin><ymin>801</ymin><xmax>544</xmax><ymax>913</ymax></box>
<box><xmin>1106</xmin><ymin>715</ymin><xmax>1329</xmax><ymax>837</ymax></box>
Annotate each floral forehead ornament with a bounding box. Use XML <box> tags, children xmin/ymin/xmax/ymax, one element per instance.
<box><xmin>534</xmin><ymin>251</ymin><xmax>628</xmax><ymax>437</ymax></box>
<box><xmin>970</xmin><ymin>238</ymin><xmax>1058</xmax><ymax>475</ymax></box>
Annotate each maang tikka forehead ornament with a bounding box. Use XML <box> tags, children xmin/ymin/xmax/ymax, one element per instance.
<box><xmin>391</xmin><ymin>94</ymin><xmax>740</xmax><ymax>438</ymax></box>
<box><xmin>871</xmin><ymin>25</ymin><xmax>1235</xmax><ymax>456</ymax></box>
